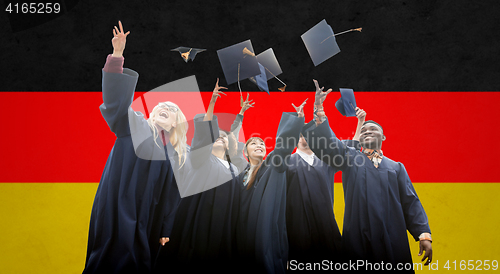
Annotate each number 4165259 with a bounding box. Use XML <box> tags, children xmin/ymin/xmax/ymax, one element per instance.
<box><xmin>444</xmin><ymin>260</ymin><xmax>498</xmax><ymax>270</ymax></box>
<box><xmin>5</xmin><ymin>3</ymin><xmax>61</xmax><ymax>14</ymax></box>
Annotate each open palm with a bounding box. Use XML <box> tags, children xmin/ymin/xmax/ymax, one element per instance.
<box><xmin>112</xmin><ymin>21</ymin><xmax>130</xmax><ymax>54</ymax></box>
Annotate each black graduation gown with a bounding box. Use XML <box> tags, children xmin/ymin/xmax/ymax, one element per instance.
<box><xmin>229</xmin><ymin>114</ymin><xmax>249</xmax><ymax>173</ymax></box>
<box><xmin>285</xmin><ymin>153</ymin><xmax>342</xmax><ymax>263</ymax></box>
<box><xmin>84</xmin><ymin>69</ymin><xmax>181</xmax><ymax>274</ymax></box>
<box><xmin>236</xmin><ymin>112</ymin><xmax>304</xmax><ymax>274</ymax></box>
<box><xmin>302</xmin><ymin>119</ymin><xmax>430</xmax><ymax>271</ymax></box>
<box><xmin>153</xmin><ymin>114</ymin><xmax>240</xmax><ymax>273</ymax></box>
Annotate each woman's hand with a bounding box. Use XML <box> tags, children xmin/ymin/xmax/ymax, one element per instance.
<box><xmin>204</xmin><ymin>78</ymin><xmax>227</xmax><ymax>121</ymax></box>
<box><xmin>211</xmin><ymin>78</ymin><xmax>227</xmax><ymax>104</ymax></box>
<box><xmin>111</xmin><ymin>21</ymin><xmax>130</xmax><ymax>57</ymax></box>
<box><xmin>292</xmin><ymin>98</ymin><xmax>308</xmax><ymax>118</ymax></box>
<box><xmin>239</xmin><ymin>93</ymin><xmax>255</xmax><ymax>115</ymax></box>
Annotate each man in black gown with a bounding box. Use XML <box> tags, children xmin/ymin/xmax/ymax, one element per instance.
<box><xmin>302</xmin><ymin>80</ymin><xmax>433</xmax><ymax>272</ymax></box>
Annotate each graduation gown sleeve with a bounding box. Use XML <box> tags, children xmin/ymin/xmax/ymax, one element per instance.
<box><xmin>236</xmin><ymin>112</ymin><xmax>304</xmax><ymax>274</ymax></box>
<box><xmin>99</xmin><ymin>68</ymin><xmax>138</xmax><ymax>137</ymax></box>
<box><xmin>398</xmin><ymin>163</ymin><xmax>431</xmax><ymax>241</ymax></box>
<box><xmin>229</xmin><ymin>114</ymin><xmax>249</xmax><ymax>173</ymax></box>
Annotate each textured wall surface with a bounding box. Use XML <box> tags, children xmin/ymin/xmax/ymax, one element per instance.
<box><xmin>1</xmin><ymin>0</ymin><xmax>499</xmax><ymax>92</ymax></box>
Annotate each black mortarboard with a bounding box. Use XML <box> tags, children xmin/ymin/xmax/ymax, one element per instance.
<box><xmin>247</xmin><ymin>48</ymin><xmax>287</xmax><ymax>93</ymax></box>
<box><xmin>301</xmin><ymin>19</ymin><xmax>341</xmax><ymax>66</ymax></box>
<box><xmin>248</xmin><ymin>63</ymin><xmax>270</xmax><ymax>94</ymax></box>
<box><xmin>171</xmin><ymin>47</ymin><xmax>206</xmax><ymax>62</ymax></box>
<box><xmin>256</xmin><ymin>48</ymin><xmax>287</xmax><ymax>91</ymax></box>
<box><xmin>335</xmin><ymin>88</ymin><xmax>357</xmax><ymax>117</ymax></box>
<box><xmin>217</xmin><ymin>40</ymin><xmax>261</xmax><ymax>85</ymax></box>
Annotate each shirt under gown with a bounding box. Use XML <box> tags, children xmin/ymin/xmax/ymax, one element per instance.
<box><xmin>302</xmin><ymin>119</ymin><xmax>430</xmax><ymax>271</ymax></box>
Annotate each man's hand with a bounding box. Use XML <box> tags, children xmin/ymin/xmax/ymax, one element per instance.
<box><xmin>313</xmin><ymin>79</ymin><xmax>332</xmax><ymax>106</ymax></box>
<box><xmin>419</xmin><ymin>240</ymin><xmax>433</xmax><ymax>266</ymax></box>
<box><xmin>355</xmin><ymin>107</ymin><xmax>366</xmax><ymax>123</ymax></box>
<box><xmin>112</xmin><ymin>21</ymin><xmax>130</xmax><ymax>57</ymax></box>
<box><xmin>159</xmin><ymin>237</ymin><xmax>169</xmax><ymax>246</ymax></box>
<box><xmin>292</xmin><ymin>98</ymin><xmax>308</xmax><ymax>118</ymax></box>
<box><xmin>239</xmin><ymin>93</ymin><xmax>255</xmax><ymax>115</ymax></box>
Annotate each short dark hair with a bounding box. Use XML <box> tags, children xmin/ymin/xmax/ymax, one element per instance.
<box><xmin>362</xmin><ymin>120</ymin><xmax>383</xmax><ymax>133</ymax></box>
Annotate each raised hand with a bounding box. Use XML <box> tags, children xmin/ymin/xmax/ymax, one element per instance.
<box><xmin>292</xmin><ymin>98</ymin><xmax>308</xmax><ymax>118</ymax></box>
<box><xmin>204</xmin><ymin>78</ymin><xmax>227</xmax><ymax>121</ymax></box>
<box><xmin>111</xmin><ymin>21</ymin><xmax>130</xmax><ymax>57</ymax></box>
<box><xmin>211</xmin><ymin>78</ymin><xmax>228</xmax><ymax>103</ymax></box>
<box><xmin>355</xmin><ymin>107</ymin><xmax>366</xmax><ymax>122</ymax></box>
<box><xmin>239</xmin><ymin>93</ymin><xmax>255</xmax><ymax>115</ymax></box>
<box><xmin>313</xmin><ymin>79</ymin><xmax>332</xmax><ymax>106</ymax></box>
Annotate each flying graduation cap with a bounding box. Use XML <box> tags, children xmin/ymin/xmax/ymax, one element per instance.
<box><xmin>248</xmin><ymin>48</ymin><xmax>287</xmax><ymax>93</ymax></box>
<box><xmin>217</xmin><ymin>40</ymin><xmax>261</xmax><ymax>86</ymax></box>
<box><xmin>248</xmin><ymin>63</ymin><xmax>270</xmax><ymax>94</ymax></box>
<box><xmin>217</xmin><ymin>40</ymin><xmax>287</xmax><ymax>104</ymax></box>
<box><xmin>335</xmin><ymin>88</ymin><xmax>357</xmax><ymax>117</ymax></box>
<box><xmin>301</xmin><ymin>19</ymin><xmax>362</xmax><ymax>66</ymax></box>
<box><xmin>171</xmin><ymin>47</ymin><xmax>206</xmax><ymax>62</ymax></box>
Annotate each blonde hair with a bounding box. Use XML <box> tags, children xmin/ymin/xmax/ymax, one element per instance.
<box><xmin>147</xmin><ymin>101</ymin><xmax>188</xmax><ymax>168</ymax></box>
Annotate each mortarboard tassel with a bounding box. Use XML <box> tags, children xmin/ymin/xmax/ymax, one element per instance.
<box><xmin>237</xmin><ymin>63</ymin><xmax>244</xmax><ymax>106</ymax></box>
<box><xmin>243</xmin><ymin>47</ymin><xmax>287</xmax><ymax>92</ymax></box>
<box><xmin>320</xmin><ymin>27</ymin><xmax>362</xmax><ymax>44</ymax></box>
<box><xmin>264</xmin><ymin>67</ymin><xmax>287</xmax><ymax>92</ymax></box>
<box><xmin>181</xmin><ymin>48</ymin><xmax>193</xmax><ymax>61</ymax></box>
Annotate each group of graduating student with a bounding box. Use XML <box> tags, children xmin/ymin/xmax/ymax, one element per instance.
<box><xmin>83</xmin><ymin>21</ymin><xmax>433</xmax><ymax>274</ymax></box>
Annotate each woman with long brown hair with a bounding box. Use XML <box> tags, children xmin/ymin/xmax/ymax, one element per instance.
<box><xmin>235</xmin><ymin>100</ymin><xmax>307</xmax><ymax>274</ymax></box>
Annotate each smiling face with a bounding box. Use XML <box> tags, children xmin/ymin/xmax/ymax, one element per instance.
<box><xmin>245</xmin><ymin>137</ymin><xmax>266</xmax><ymax>164</ymax></box>
<box><xmin>213</xmin><ymin>130</ymin><xmax>229</xmax><ymax>151</ymax></box>
<box><xmin>151</xmin><ymin>102</ymin><xmax>179</xmax><ymax>132</ymax></box>
<box><xmin>359</xmin><ymin>122</ymin><xmax>386</xmax><ymax>149</ymax></box>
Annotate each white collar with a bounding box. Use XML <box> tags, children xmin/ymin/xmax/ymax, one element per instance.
<box><xmin>216</xmin><ymin>157</ymin><xmax>230</xmax><ymax>169</ymax></box>
<box><xmin>295</xmin><ymin>149</ymin><xmax>315</xmax><ymax>166</ymax></box>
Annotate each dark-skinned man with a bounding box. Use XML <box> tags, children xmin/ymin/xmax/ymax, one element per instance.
<box><xmin>301</xmin><ymin>80</ymin><xmax>432</xmax><ymax>273</ymax></box>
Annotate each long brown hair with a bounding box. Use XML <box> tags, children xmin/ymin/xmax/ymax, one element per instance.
<box><xmin>244</xmin><ymin>137</ymin><xmax>265</xmax><ymax>189</ymax></box>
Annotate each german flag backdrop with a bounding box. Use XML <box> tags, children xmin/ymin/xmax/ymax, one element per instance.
<box><xmin>2</xmin><ymin>0</ymin><xmax>500</xmax><ymax>273</ymax></box>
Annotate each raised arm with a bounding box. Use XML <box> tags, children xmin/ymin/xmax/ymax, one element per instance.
<box><xmin>230</xmin><ymin>94</ymin><xmax>254</xmax><ymax>172</ymax></box>
<box><xmin>312</xmin><ymin>79</ymin><xmax>332</xmax><ymax>126</ymax></box>
<box><xmin>266</xmin><ymin>100</ymin><xmax>306</xmax><ymax>172</ymax></box>
<box><xmin>204</xmin><ymin>78</ymin><xmax>227</xmax><ymax>121</ymax></box>
<box><xmin>352</xmin><ymin>107</ymin><xmax>366</xmax><ymax>141</ymax></box>
<box><xmin>302</xmin><ymin>80</ymin><xmax>351</xmax><ymax>169</ymax></box>
<box><xmin>99</xmin><ymin>21</ymin><xmax>138</xmax><ymax>137</ymax></box>
<box><xmin>230</xmin><ymin>93</ymin><xmax>254</xmax><ymax>139</ymax></box>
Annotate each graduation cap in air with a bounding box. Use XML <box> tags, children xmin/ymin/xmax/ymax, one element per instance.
<box><xmin>301</xmin><ymin>19</ymin><xmax>362</xmax><ymax>66</ymax></box>
<box><xmin>217</xmin><ymin>40</ymin><xmax>261</xmax><ymax>86</ymax></box>
<box><xmin>248</xmin><ymin>48</ymin><xmax>287</xmax><ymax>93</ymax></box>
<box><xmin>335</xmin><ymin>88</ymin><xmax>357</xmax><ymax>117</ymax></box>
<box><xmin>171</xmin><ymin>47</ymin><xmax>206</xmax><ymax>62</ymax></box>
